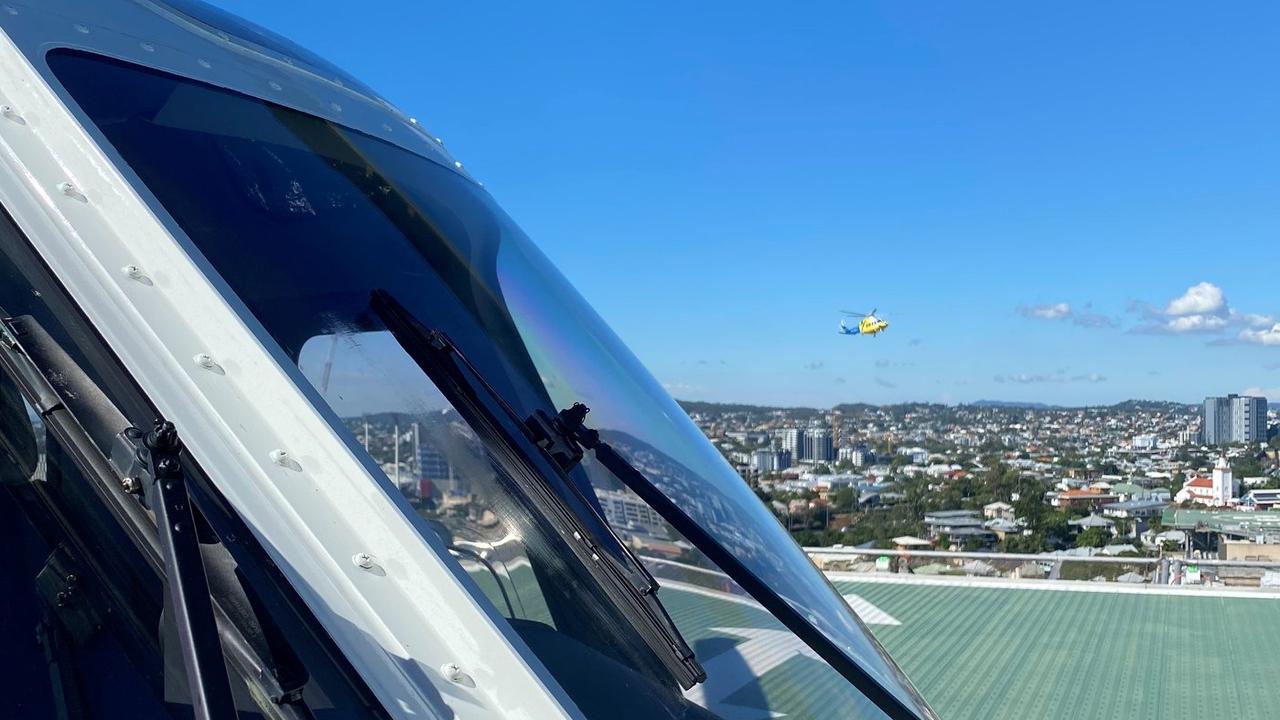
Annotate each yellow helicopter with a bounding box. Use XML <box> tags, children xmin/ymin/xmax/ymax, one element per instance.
<box><xmin>839</xmin><ymin>309</ymin><xmax>890</xmax><ymax>337</ymax></box>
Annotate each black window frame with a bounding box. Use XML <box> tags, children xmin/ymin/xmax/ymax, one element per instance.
<box><xmin>0</xmin><ymin>201</ymin><xmax>390</xmax><ymax>720</ymax></box>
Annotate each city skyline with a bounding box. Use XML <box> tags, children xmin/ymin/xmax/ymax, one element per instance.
<box><xmin>215</xmin><ymin>1</ymin><xmax>1280</xmax><ymax>407</ymax></box>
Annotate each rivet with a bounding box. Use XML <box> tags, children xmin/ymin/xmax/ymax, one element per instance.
<box><xmin>122</xmin><ymin>264</ymin><xmax>144</xmax><ymax>279</ymax></box>
<box><xmin>197</xmin><ymin>58</ymin><xmax>212</xmax><ymax>69</ymax></box>
<box><xmin>409</xmin><ymin>117</ymin><xmax>419</xmax><ymax>125</ymax></box>
<box><xmin>572</xmin><ymin>531</ymin><xmax>581</xmax><ymax>541</ymax></box>
<box><xmin>192</xmin><ymin>353</ymin><xmax>222</xmax><ymax>372</ymax></box>
<box><xmin>454</xmin><ymin>161</ymin><xmax>463</xmax><ymax>169</ymax></box>
<box><xmin>0</xmin><ymin>105</ymin><xmax>21</xmax><ymax>122</ymax></box>
<box><xmin>57</xmin><ymin>182</ymin><xmax>86</xmax><ymax>201</ymax></box>
<box><xmin>381</xmin><ymin>124</ymin><xmax>393</xmax><ymax>132</ymax></box>
<box><xmin>434</xmin><ymin>137</ymin><xmax>444</xmax><ymax>145</ymax></box>
<box><xmin>269</xmin><ymin>448</ymin><xmax>292</xmax><ymax>466</ymax></box>
<box><xmin>74</xmin><ymin>24</ymin><xmax>90</xmax><ymax>34</ymax></box>
<box><xmin>268</xmin><ymin>80</ymin><xmax>283</xmax><ymax>91</ymax></box>
<box><xmin>140</xmin><ymin>42</ymin><xmax>155</xmax><ymax>53</ymax></box>
<box><xmin>352</xmin><ymin>552</ymin><xmax>375</xmax><ymax>569</ymax></box>
<box><xmin>329</xmin><ymin>102</ymin><xmax>342</xmax><ymax>113</ymax></box>
<box><xmin>439</xmin><ymin>663</ymin><xmax>473</xmax><ymax>686</ymax></box>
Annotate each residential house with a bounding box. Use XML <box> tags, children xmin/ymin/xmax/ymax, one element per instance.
<box><xmin>983</xmin><ymin>501</ymin><xmax>1015</xmax><ymax>521</ymax></box>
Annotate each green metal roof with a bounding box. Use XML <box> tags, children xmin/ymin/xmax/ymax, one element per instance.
<box><xmin>480</xmin><ymin>563</ymin><xmax>1278</xmax><ymax>718</ymax></box>
<box><xmin>1162</xmin><ymin>507</ymin><xmax>1280</xmax><ymax>533</ymax></box>
<box><xmin>831</xmin><ymin>580</ymin><xmax>1280</xmax><ymax>720</ymax></box>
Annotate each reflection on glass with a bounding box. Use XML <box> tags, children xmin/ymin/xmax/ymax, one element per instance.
<box><xmin>499</xmin><ymin>235</ymin><xmax>923</xmax><ymax>714</ymax></box>
<box><xmin>298</xmin><ymin>331</ymin><xmax>555</xmax><ymax>626</ymax></box>
<box><xmin>49</xmin><ymin>49</ymin><xmax>932</xmax><ymax>718</ymax></box>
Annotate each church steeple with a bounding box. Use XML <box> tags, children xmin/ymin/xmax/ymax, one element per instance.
<box><xmin>1211</xmin><ymin>455</ymin><xmax>1234</xmax><ymax>506</ymax></box>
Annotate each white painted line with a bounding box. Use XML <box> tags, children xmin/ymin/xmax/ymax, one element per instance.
<box><xmin>660</xmin><ymin>579</ymin><xmax>902</xmax><ymax>625</ymax></box>
<box><xmin>826</xmin><ymin>571</ymin><xmax>1280</xmax><ymax>599</ymax></box>
<box><xmin>843</xmin><ymin>594</ymin><xmax>901</xmax><ymax>625</ymax></box>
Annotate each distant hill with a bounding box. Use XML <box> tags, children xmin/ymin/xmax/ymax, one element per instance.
<box><xmin>1107</xmin><ymin>399</ymin><xmax>1198</xmax><ymax>413</ymax></box>
<box><xmin>970</xmin><ymin>400</ymin><xmax>1062</xmax><ymax>410</ymax></box>
<box><xmin>965</xmin><ymin>399</ymin><xmax>1196</xmax><ymax>412</ymax></box>
<box><xmin>675</xmin><ymin>400</ymin><xmax>822</xmax><ymax>416</ymax></box>
<box><xmin>678</xmin><ymin>398</ymin><xmax>1198</xmax><ymax>414</ymax></box>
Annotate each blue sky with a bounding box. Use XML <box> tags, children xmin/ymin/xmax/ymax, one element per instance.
<box><xmin>212</xmin><ymin>1</ymin><xmax>1280</xmax><ymax>407</ymax></box>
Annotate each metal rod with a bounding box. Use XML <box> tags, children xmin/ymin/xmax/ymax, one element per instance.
<box><xmin>146</xmin><ymin>422</ymin><xmax>236</xmax><ymax>720</ymax></box>
<box><xmin>804</xmin><ymin>546</ymin><xmax>1280</xmax><ymax>568</ymax></box>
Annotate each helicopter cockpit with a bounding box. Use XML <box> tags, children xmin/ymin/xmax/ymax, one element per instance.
<box><xmin>0</xmin><ymin>2</ymin><xmax>933</xmax><ymax>718</ymax></box>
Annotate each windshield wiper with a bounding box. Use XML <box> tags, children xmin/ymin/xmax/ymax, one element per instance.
<box><xmin>535</xmin><ymin>402</ymin><xmax>928</xmax><ymax>720</ymax></box>
<box><xmin>369</xmin><ymin>290</ymin><xmax>704</xmax><ymax>689</ymax></box>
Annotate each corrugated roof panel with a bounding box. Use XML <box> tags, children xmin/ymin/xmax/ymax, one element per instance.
<box><xmin>835</xmin><ymin>580</ymin><xmax>1280</xmax><ymax>719</ymax></box>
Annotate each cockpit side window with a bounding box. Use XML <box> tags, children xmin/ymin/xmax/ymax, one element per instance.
<box><xmin>44</xmin><ymin>48</ymin><xmax>733</xmax><ymax>718</ymax></box>
<box><xmin>298</xmin><ymin>331</ymin><xmax>557</xmax><ymax>627</ymax></box>
<box><xmin>0</xmin><ymin>205</ymin><xmax>387</xmax><ymax>717</ymax></box>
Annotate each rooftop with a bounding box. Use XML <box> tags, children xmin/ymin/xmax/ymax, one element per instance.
<box><xmin>834</xmin><ymin>576</ymin><xmax>1279</xmax><ymax>719</ymax></box>
<box><xmin>656</xmin><ymin>573</ymin><xmax>1280</xmax><ymax>719</ymax></box>
<box><xmin>1162</xmin><ymin>508</ymin><xmax>1280</xmax><ymax>534</ymax></box>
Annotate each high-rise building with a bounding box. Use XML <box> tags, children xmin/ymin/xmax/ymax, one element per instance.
<box><xmin>1232</xmin><ymin>395</ymin><xmax>1267</xmax><ymax>444</ymax></box>
<box><xmin>779</xmin><ymin>428</ymin><xmax>804</xmax><ymax>459</ymax></box>
<box><xmin>418</xmin><ymin>445</ymin><xmax>465</xmax><ymax>497</ymax></box>
<box><xmin>750</xmin><ymin>447</ymin><xmax>793</xmax><ymax>474</ymax></box>
<box><xmin>839</xmin><ymin>445</ymin><xmax>874</xmax><ymax>467</ymax></box>
<box><xmin>1203</xmin><ymin>395</ymin><xmax>1267</xmax><ymax>445</ymax></box>
<box><xmin>751</xmin><ymin>448</ymin><xmax>777</xmax><ymax>474</ymax></box>
<box><xmin>596</xmin><ymin>488</ymin><xmax>667</xmax><ymax>535</ymax></box>
<box><xmin>805</xmin><ymin>428</ymin><xmax>834</xmax><ymax>463</ymax></box>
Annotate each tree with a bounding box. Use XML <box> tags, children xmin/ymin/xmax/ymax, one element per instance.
<box><xmin>1113</xmin><ymin>518</ymin><xmax>1133</xmax><ymax>537</ymax></box>
<box><xmin>832</xmin><ymin>486</ymin><xmax>857</xmax><ymax>513</ymax></box>
<box><xmin>1231</xmin><ymin>455</ymin><xmax>1263</xmax><ymax>479</ymax></box>
<box><xmin>812</xmin><ymin>464</ymin><xmax>832</xmax><ymax>475</ymax></box>
<box><xmin>1075</xmin><ymin>527</ymin><xmax>1110</xmax><ymax>548</ymax></box>
<box><xmin>1004</xmin><ymin>533</ymin><xmax>1046</xmax><ymax>553</ymax></box>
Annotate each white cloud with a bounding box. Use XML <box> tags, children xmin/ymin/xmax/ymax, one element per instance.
<box><xmin>1070</xmin><ymin>373</ymin><xmax>1107</xmax><ymax>383</ymax></box>
<box><xmin>1071</xmin><ymin>309</ymin><xmax>1117</xmax><ymax>328</ymax></box>
<box><xmin>994</xmin><ymin>372</ymin><xmax>1106</xmax><ymax>384</ymax></box>
<box><xmin>1242</xmin><ymin>386</ymin><xmax>1280</xmax><ymax>402</ymax></box>
<box><xmin>1130</xmin><ymin>282</ymin><xmax>1247</xmax><ymax>334</ymax></box>
<box><xmin>1164</xmin><ymin>314</ymin><xmax>1229</xmax><ymax>333</ymax></box>
<box><xmin>1235</xmin><ymin>311</ymin><xmax>1277</xmax><ymax>329</ymax></box>
<box><xmin>661</xmin><ymin>381</ymin><xmax>705</xmax><ymax>395</ymax></box>
<box><xmin>1021</xmin><ymin>302</ymin><xmax>1071</xmax><ymax>320</ymax></box>
<box><xmin>1165</xmin><ymin>281</ymin><xmax>1226</xmax><ymax>316</ymax></box>
<box><xmin>1018</xmin><ymin>301</ymin><xmax>1115</xmax><ymax>328</ymax></box>
<box><xmin>1239</xmin><ymin>323</ymin><xmax>1280</xmax><ymax>346</ymax></box>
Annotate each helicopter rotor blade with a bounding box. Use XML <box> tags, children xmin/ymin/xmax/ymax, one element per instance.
<box><xmin>840</xmin><ymin>310</ymin><xmax>868</xmax><ymax>317</ymax></box>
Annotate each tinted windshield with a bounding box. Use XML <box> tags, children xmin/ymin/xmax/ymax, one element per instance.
<box><xmin>49</xmin><ymin>50</ymin><xmax>930</xmax><ymax>718</ymax></box>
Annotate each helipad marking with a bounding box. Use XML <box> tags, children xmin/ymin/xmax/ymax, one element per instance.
<box><xmin>684</xmin><ymin>626</ymin><xmax>811</xmax><ymax>718</ymax></box>
<box><xmin>670</xmin><ymin>583</ymin><xmax>903</xmax><ymax>717</ymax></box>
<box><xmin>843</xmin><ymin>593</ymin><xmax>901</xmax><ymax>626</ymax></box>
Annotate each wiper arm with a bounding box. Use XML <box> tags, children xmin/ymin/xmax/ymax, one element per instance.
<box><xmin>541</xmin><ymin>402</ymin><xmax>929</xmax><ymax>720</ymax></box>
<box><xmin>368</xmin><ymin>290</ymin><xmax>704</xmax><ymax>689</ymax></box>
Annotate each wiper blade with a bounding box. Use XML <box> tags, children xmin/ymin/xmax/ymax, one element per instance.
<box><xmin>545</xmin><ymin>402</ymin><xmax>929</xmax><ymax>720</ymax></box>
<box><xmin>368</xmin><ymin>290</ymin><xmax>705</xmax><ymax>689</ymax></box>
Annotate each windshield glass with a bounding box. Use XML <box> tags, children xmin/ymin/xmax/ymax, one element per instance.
<box><xmin>49</xmin><ymin>50</ymin><xmax>929</xmax><ymax>718</ymax></box>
